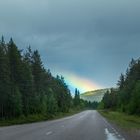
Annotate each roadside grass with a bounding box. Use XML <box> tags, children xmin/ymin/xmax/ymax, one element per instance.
<box><xmin>0</xmin><ymin>109</ymin><xmax>85</xmax><ymax>127</ymax></box>
<box><xmin>98</xmin><ymin>110</ymin><xmax>140</xmax><ymax>130</ymax></box>
<box><xmin>0</xmin><ymin>114</ymin><xmax>46</xmax><ymax>126</ymax></box>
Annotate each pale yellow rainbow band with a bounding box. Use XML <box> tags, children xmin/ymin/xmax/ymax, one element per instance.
<box><xmin>61</xmin><ymin>71</ymin><xmax>102</xmax><ymax>93</ymax></box>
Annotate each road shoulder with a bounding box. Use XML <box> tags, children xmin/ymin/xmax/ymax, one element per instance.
<box><xmin>98</xmin><ymin>110</ymin><xmax>140</xmax><ymax>140</ymax></box>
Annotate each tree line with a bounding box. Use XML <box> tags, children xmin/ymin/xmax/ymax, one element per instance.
<box><xmin>0</xmin><ymin>37</ymin><xmax>93</xmax><ymax>120</ymax></box>
<box><xmin>100</xmin><ymin>58</ymin><xmax>140</xmax><ymax>115</ymax></box>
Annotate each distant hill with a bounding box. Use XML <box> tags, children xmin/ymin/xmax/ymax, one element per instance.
<box><xmin>80</xmin><ymin>88</ymin><xmax>110</xmax><ymax>102</ymax></box>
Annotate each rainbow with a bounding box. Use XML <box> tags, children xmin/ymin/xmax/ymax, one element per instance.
<box><xmin>59</xmin><ymin>71</ymin><xmax>102</xmax><ymax>93</ymax></box>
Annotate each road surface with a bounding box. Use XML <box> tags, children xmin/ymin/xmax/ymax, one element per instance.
<box><xmin>0</xmin><ymin>110</ymin><xmax>125</xmax><ymax>140</ymax></box>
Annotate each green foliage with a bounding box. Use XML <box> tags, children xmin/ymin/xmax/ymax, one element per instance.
<box><xmin>98</xmin><ymin>101</ymin><xmax>104</xmax><ymax>109</ymax></box>
<box><xmin>0</xmin><ymin>38</ymin><xmax>11</xmax><ymax>118</ymax></box>
<box><xmin>8</xmin><ymin>85</ymin><xmax>22</xmax><ymax>117</ymax></box>
<box><xmin>0</xmin><ymin>37</ymin><xmax>92</xmax><ymax>123</ymax></box>
<box><xmin>129</xmin><ymin>81</ymin><xmax>140</xmax><ymax>114</ymax></box>
<box><xmin>46</xmin><ymin>93</ymin><xmax>58</xmax><ymax>114</ymax></box>
<box><xmin>100</xmin><ymin>58</ymin><xmax>140</xmax><ymax>115</ymax></box>
<box><xmin>88</xmin><ymin>101</ymin><xmax>99</xmax><ymax>109</ymax></box>
<box><xmin>74</xmin><ymin>88</ymin><xmax>80</xmax><ymax>106</ymax></box>
<box><xmin>102</xmin><ymin>89</ymin><xmax>117</xmax><ymax>109</ymax></box>
<box><xmin>99</xmin><ymin>111</ymin><xmax>140</xmax><ymax>129</ymax></box>
<box><xmin>117</xmin><ymin>74</ymin><xmax>125</xmax><ymax>90</ymax></box>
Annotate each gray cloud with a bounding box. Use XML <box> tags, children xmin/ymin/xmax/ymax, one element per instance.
<box><xmin>0</xmin><ymin>0</ymin><xmax>140</xmax><ymax>90</ymax></box>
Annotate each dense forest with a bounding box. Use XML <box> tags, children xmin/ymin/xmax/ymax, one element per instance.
<box><xmin>100</xmin><ymin>58</ymin><xmax>140</xmax><ymax>115</ymax></box>
<box><xmin>0</xmin><ymin>37</ymin><xmax>95</xmax><ymax>120</ymax></box>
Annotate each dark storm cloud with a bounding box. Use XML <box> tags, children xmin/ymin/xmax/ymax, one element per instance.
<box><xmin>0</xmin><ymin>0</ymin><xmax>140</xmax><ymax>89</ymax></box>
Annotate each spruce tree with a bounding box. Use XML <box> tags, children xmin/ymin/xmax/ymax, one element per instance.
<box><xmin>31</xmin><ymin>50</ymin><xmax>44</xmax><ymax>113</ymax></box>
<box><xmin>7</xmin><ymin>38</ymin><xmax>22</xmax><ymax>117</ymax></box>
<box><xmin>0</xmin><ymin>37</ymin><xmax>11</xmax><ymax>118</ymax></box>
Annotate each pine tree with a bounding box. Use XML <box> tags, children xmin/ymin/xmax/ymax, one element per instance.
<box><xmin>0</xmin><ymin>37</ymin><xmax>11</xmax><ymax>118</ymax></box>
<box><xmin>32</xmin><ymin>50</ymin><xmax>43</xmax><ymax>93</ymax></box>
<box><xmin>74</xmin><ymin>88</ymin><xmax>80</xmax><ymax>107</ymax></box>
<box><xmin>117</xmin><ymin>73</ymin><xmax>125</xmax><ymax>90</ymax></box>
<box><xmin>46</xmin><ymin>92</ymin><xmax>58</xmax><ymax>115</ymax></box>
<box><xmin>129</xmin><ymin>81</ymin><xmax>140</xmax><ymax>114</ymax></box>
<box><xmin>7</xmin><ymin>38</ymin><xmax>23</xmax><ymax>117</ymax></box>
<box><xmin>21</xmin><ymin>53</ymin><xmax>34</xmax><ymax>115</ymax></box>
<box><xmin>31</xmin><ymin>50</ymin><xmax>44</xmax><ymax>113</ymax></box>
<box><xmin>0</xmin><ymin>37</ymin><xmax>86</xmax><ymax>119</ymax></box>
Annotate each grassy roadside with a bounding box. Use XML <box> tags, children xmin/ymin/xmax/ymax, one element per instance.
<box><xmin>0</xmin><ymin>109</ymin><xmax>84</xmax><ymax>127</ymax></box>
<box><xmin>98</xmin><ymin>110</ymin><xmax>140</xmax><ymax>130</ymax></box>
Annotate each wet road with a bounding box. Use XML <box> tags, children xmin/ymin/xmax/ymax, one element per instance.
<box><xmin>0</xmin><ymin>110</ymin><xmax>125</xmax><ymax>140</ymax></box>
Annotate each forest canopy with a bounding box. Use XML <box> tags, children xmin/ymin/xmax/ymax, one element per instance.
<box><xmin>0</xmin><ymin>37</ymin><xmax>95</xmax><ymax>119</ymax></box>
<box><xmin>100</xmin><ymin>58</ymin><xmax>140</xmax><ymax>115</ymax></box>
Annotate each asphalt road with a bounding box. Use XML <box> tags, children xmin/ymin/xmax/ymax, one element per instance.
<box><xmin>0</xmin><ymin>110</ymin><xmax>125</xmax><ymax>140</ymax></box>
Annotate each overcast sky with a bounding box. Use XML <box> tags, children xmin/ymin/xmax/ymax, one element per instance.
<box><xmin>0</xmin><ymin>0</ymin><xmax>140</xmax><ymax>93</ymax></box>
